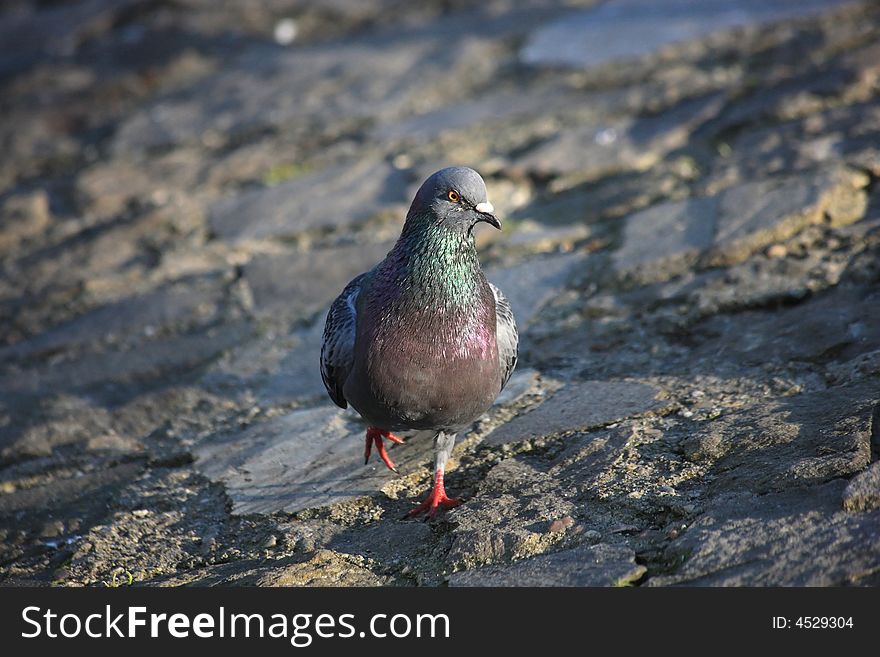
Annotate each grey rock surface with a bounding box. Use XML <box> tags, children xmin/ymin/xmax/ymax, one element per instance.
<box><xmin>521</xmin><ymin>0</ymin><xmax>854</xmax><ymax>68</ymax></box>
<box><xmin>613</xmin><ymin>166</ymin><xmax>868</xmax><ymax>284</ymax></box>
<box><xmin>487</xmin><ymin>252</ymin><xmax>588</xmax><ymax>328</ymax></box>
<box><xmin>194</xmin><ymin>406</ymin><xmax>435</xmax><ymax>515</ymax></box>
<box><xmin>843</xmin><ymin>462</ymin><xmax>880</xmax><ymax>513</ymax></box>
<box><xmin>241</xmin><ymin>241</ymin><xmax>395</xmax><ymax>321</ymax></box>
<box><xmin>209</xmin><ymin>160</ymin><xmax>407</xmax><ymax>242</ymax></box>
<box><xmin>681</xmin><ymin>381</ymin><xmax>876</xmax><ymax>494</ymax></box>
<box><xmin>450</xmin><ymin>543</ymin><xmax>646</xmax><ymax>586</ymax></box>
<box><xmin>483</xmin><ymin>381</ymin><xmax>668</xmax><ymax>446</ymax></box>
<box><xmin>515</xmin><ymin>93</ymin><xmax>725</xmax><ymax>181</ymax></box>
<box><xmin>649</xmin><ymin>481</ymin><xmax>880</xmax><ymax>586</ymax></box>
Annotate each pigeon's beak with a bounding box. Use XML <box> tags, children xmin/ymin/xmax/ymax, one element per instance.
<box><xmin>475</xmin><ymin>201</ymin><xmax>501</xmax><ymax>230</ymax></box>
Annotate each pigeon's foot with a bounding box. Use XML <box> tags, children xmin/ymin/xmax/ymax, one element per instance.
<box><xmin>407</xmin><ymin>470</ymin><xmax>461</xmax><ymax>519</ymax></box>
<box><xmin>364</xmin><ymin>426</ymin><xmax>404</xmax><ymax>473</ymax></box>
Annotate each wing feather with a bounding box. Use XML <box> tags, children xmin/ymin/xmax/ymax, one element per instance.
<box><xmin>490</xmin><ymin>282</ymin><xmax>518</xmax><ymax>392</ymax></box>
<box><xmin>320</xmin><ymin>273</ymin><xmax>368</xmax><ymax>408</ymax></box>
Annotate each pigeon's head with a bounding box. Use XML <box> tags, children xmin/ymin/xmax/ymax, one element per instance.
<box><xmin>408</xmin><ymin>166</ymin><xmax>500</xmax><ymax>233</ymax></box>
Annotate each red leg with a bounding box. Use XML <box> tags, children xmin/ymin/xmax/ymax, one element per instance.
<box><xmin>407</xmin><ymin>470</ymin><xmax>461</xmax><ymax>519</ymax></box>
<box><xmin>364</xmin><ymin>426</ymin><xmax>404</xmax><ymax>473</ymax></box>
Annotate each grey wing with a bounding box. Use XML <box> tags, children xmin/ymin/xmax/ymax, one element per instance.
<box><xmin>320</xmin><ymin>273</ymin><xmax>367</xmax><ymax>408</ymax></box>
<box><xmin>490</xmin><ymin>283</ymin><xmax>518</xmax><ymax>392</ymax></box>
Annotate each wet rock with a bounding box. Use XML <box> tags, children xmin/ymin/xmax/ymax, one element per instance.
<box><xmin>450</xmin><ymin>543</ymin><xmax>645</xmax><ymax>586</ymax></box>
<box><xmin>483</xmin><ymin>381</ymin><xmax>667</xmax><ymax>446</ymax></box>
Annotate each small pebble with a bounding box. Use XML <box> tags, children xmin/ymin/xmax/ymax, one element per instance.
<box><xmin>666</xmin><ymin>523</ymin><xmax>688</xmax><ymax>540</ymax></box>
<box><xmin>582</xmin><ymin>530</ymin><xmax>602</xmax><ymax>543</ymax></box>
<box><xmin>41</xmin><ymin>520</ymin><xmax>65</xmax><ymax>538</ymax></box>
<box><xmin>392</xmin><ymin>154</ymin><xmax>413</xmax><ymax>169</ymax></box>
<box><xmin>274</xmin><ymin>19</ymin><xmax>297</xmax><ymax>45</ymax></box>
<box><xmin>199</xmin><ymin>537</ymin><xmax>217</xmax><ymax>556</ymax></box>
<box><xmin>767</xmin><ymin>244</ymin><xmax>787</xmax><ymax>258</ymax></box>
<box><xmin>548</xmin><ymin>516</ymin><xmax>575</xmax><ymax>533</ymax></box>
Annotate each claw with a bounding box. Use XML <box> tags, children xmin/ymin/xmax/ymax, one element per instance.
<box><xmin>364</xmin><ymin>427</ymin><xmax>403</xmax><ymax>473</ymax></box>
<box><xmin>406</xmin><ymin>470</ymin><xmax>461</xmax><ymax>519</ymax></box>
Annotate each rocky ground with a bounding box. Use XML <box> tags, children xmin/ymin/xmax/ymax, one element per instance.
<box><xmin>1</xmin><ymin>0</ymin><xmax>878</xmax><ymax>587</ymax></box>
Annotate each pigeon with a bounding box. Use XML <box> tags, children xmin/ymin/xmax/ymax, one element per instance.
<box><xmin>321</xmin><ymin>166</ymin><xmax>518</xmax><ymax>517</ymax></box>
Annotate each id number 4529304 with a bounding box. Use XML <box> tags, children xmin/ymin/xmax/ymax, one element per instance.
<box><xmin>772</xmin><ymin>617</ymin><xmax>854</xmax><ymax>629</ymax></box>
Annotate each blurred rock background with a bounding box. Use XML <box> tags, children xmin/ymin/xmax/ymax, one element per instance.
<box><xmin>0</xmin><ymin>0</ymin><xmax>878</xmax><ymax>586</ymax></box>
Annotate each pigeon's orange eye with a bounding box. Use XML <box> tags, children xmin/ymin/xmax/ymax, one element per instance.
<box><xmin>447</xmin><ymin>190</ymin><xmax>460</xmax><ymax>203</ymax></box>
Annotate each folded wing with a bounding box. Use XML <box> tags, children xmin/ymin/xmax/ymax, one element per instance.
<box><xmin>490</xmin><ymin>283</ymin><xmax>518</xmax><ymax>392</ymax></box>
<box><xmin>320</xmin><ymin>273</ymin><xmax>368</xmax><ymax>408</ymax></box>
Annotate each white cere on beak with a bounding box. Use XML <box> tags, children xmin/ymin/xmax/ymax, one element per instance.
<box><xmin>475</xmin><ymin>201</ymin><xmax>494</xmax><ymax>214</ymax></box>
